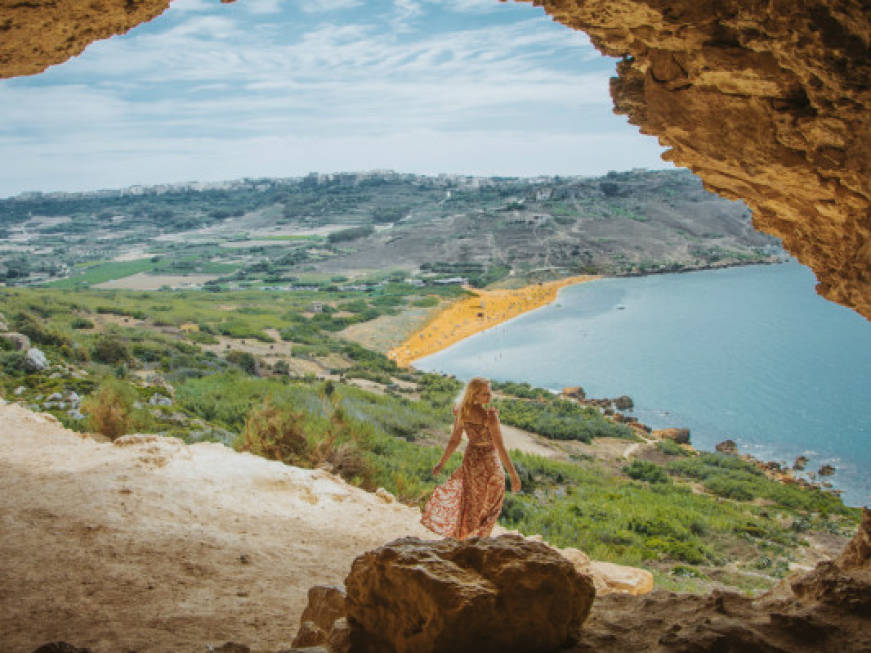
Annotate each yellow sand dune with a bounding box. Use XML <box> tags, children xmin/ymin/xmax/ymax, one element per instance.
<box><xmin>388</xmin><ymin>275</ymin><xmax>599</xmax><ymax>367</ymax></box>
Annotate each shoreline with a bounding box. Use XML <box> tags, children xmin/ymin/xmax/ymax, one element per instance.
<box><xmin>387</xmin><ymin>275</ymin><xmax>600</xmax><ymax>367</ymax></box>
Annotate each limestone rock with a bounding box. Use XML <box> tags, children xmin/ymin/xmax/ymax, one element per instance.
<box><xmin>327</xmin><ymin>617</ymin><xmax>351</xmax><ymax>653</ymax></box>
<box><xmin>66</xmin><ymin>408</ymin><xmax>85</xmax><ymax>421</ymax></box>
<box><xmin>531</xmin><ymin>1</ymin><xmax>871</xmax><ymax>321</ymax></box>
<box><xmin>344</xmin><ymin>534</ymin><xmax>595</xmax><ymax>653</ymax></box>
<box><xmin>1</xmin><ymin>332</ymin><xmax>31</xmax><ymax>351</ymax></box>
<box><xmin>292</xmin><ymin>621</ymin><xmax>327</xmax><ymax>649</ymax></box>
<box><xmin>30</xmin><ymin>645</ymin><xmax>91</xmax><ymax>653</ymax></box>
<box><xmin>652</xmin><ymin>428</ymin><xmax>691</xmax><ymax>444</ymax></box>
<box><xmin>299</xmin><ymin>585</ymin><xmax>347</xmax><ymax>637</ymax></box>
<box><xmin>562</xmin><ymin>386</ymin><xmax>586</xmax><ymax>400</ymax></box>
<box><xmin>0</xmin><ymin>312</ymin><xmax>7</xmax><ymax>331</ymax></box>
<box><xmin>613</xmin><ymin>395</ymin><xmax>633</xmax><ymax>410</ymax></box>
<box><xmin>794</xmin><ymin>455</ymin><xmax>809</xmax><ymax>470</ymax></box>
<box><xmin>0</xmin><ymin>0</ymin><xmax>173</xmax><ymax>79</ymax></box>
<box><xmin>24</xmin><ymin>348</ymin><xmax>49</xmax><ymax>371</ymax></box>
<box><xmin>149</xmin><ymin>393</ymin><xmax>172</xmax><ymax>406</ymax></box>
<box><xmin>558</xmin><ymin>547</ymin><xmax>653</xmax><ymax>596</ymax></box>
<box><xmin>715</xmin><ymin>439</ymin><xmax>739</xmax><ymax>455</ymax></box>
<box><xmin>374</xmin><ymin>487</ymin><xmax>396</xmax><ymax>503</ymax></box>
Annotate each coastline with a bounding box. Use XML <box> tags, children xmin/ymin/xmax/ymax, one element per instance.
<box><xmin>387</xmin><ymin>275</ymin><xmax>600</xmax><ymax>368</ymax></box>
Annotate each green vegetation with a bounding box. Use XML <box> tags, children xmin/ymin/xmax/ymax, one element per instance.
<box><xmin>46</xmin><ymin>259</ymin><xmax>156</xmax><ymax>288</ymax></box>
<box><xmin>495</xmin><ymin>397</ymin><xmax>634</xmax><ymax>443</ymax></box>
<box><xmin>0</xmin><ymin>284</ymin><xmax>856</xmax><ymax>597</ymax></box>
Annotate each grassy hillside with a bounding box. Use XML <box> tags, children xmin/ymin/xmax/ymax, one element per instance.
<box><xmin>0</xmin><ymin>170</ymin><xmax>783</xmax><ymax>289</ymax></box>
<box><xmin>0</xmin><ymin>286</ymin><xmax>856</xmax><ymax>596</ymax></box>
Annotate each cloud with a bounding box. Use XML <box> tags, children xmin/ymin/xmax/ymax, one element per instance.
<box><xmin>301</xmin><ymin>0</ymin><xmax>363</xmax><ymax>13</ymax></box>
<box><xmin>0</xmin><ymin>0</ymin><xmax>664</xmax><ymax>196</ymax></box>
<box><xmin>244</xmin><ymin>0</ymin><xmax>285</xmax><ymax>15</ymax></box>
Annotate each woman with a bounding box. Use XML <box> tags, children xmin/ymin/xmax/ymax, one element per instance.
<box><xmin>421</xmin><ymin>377</ymin><xmax>521</xmax><ymax>539</ymax></box>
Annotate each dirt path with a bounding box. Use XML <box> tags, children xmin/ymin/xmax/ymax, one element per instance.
<box><xmin>499</xmin><ymin>424</ymin><xmax>564</xmax><ymax>459</ymax></box>
<box><xmin>0</xmin><ymin>403</ymin><xmax>437</xmax><ymax>653</ymax></box>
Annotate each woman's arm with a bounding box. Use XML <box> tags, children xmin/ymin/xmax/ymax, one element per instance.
<box><xmin>433</xmin><ymin>414</ymin><xmax>463</xmax><ymax>475</ymax></box>
<box><xmin>488</xmin><ymin>408</ymin><xmax>521</xmax><ymax>492</ymax></box>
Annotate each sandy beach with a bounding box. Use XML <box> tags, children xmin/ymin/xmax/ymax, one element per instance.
<box><xmin>388</xmin><ymin>275</ymin><xmax>599</xmax><ymax>367</ymax></box>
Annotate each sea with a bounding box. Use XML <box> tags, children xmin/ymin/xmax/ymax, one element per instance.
<box><xmin>415</xmin><ymin>262</ymin><xmax>871</xmax><ymax>508</ymax></box>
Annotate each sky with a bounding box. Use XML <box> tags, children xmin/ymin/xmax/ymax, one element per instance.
<box><xmin>0</xmin><ymin>0</ymin><xmax>671</xmax><ymax>197</ymax></box>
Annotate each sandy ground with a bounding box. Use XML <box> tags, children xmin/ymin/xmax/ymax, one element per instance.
<box><xmin>0</xmin><ymin>400</ymin><xmax>663</xmax><ymax>653</ymax></box>
<box><xmin>388</xmin><ymin>276</ymin><xmax>599</xmax><ymax>367</ymax></box>
<box><xmin>340</xmin><ymin>305</ymin><xmax>441</xmax><ymax>354</ymax></box>
<box><xmin>94</xmin><ymin>273</ymin><xmax>221</xmax><ymax>290</ymax></box>
<box><xmin>0</xmin><ymin>402</ymin><xmax>440</xmax><ymax>653</ymax></box>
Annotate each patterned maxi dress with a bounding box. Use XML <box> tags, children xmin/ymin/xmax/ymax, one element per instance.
<box><xmin>420</xmin><ymin>416</ymin><xmax>506</xmax><ymax>539</ymax></box>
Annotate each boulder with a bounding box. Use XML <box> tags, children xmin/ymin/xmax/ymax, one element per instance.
<box><xmin>327</xmin><ymin>618</ymin><xmax>350</xmax><ymax>653</ymax></box>
<box><xmin>557</xmin><ymin>547</ymin><xmax>653</xmax><ymax>596</ymax></box>
<box><xmin>292</xmin><ymin>621</ymin><xmax>327</xmax><ymax>649</ymax></box>
<box><xmin>344</xmin><ymin>535</ymin><xmax>595</xmax><ymax>653</ymax></box>
<box><xmin>613</xmin><ymin>395</ymin><xmax>633</xmax><ymax>410</ymax></box>
<box><xmin>0</xmin><ymin>312</ymin><xmax>7</xmax><ymax>331</ymax></box>
<box><xmin>715</xmin><ymin>439</ymin><xmax>738</xmax><ymax>455</ymax></box>
<box><xmin>299</xmin><ymin>585</ymin><xmax>347</xmax><ymax>637</ymax></box>
<box><xmin>374</xmin><ymin>487</ymin><xmax>396</xmax><ymax>503</ymax></box>
<box><xmin>652</xmin><ymin>428</ymin><xmax>690</xmax><ymax>444</ymax></box>
<box><xmin>148</xmin><ymin>392</ymin><xmax>172</xmax><ymax>406</ymax></box>
<box><xmin>24</xmin><ymin>347</ymin><xmax>49</xmax><ymax>371</ymax></box>
<box><xmin>14</xmin><ymin>385</ymin><xmax>27</xmax><ymax>396</ymax></box>
<box><xmin>1</xmin><ymin>332</ymin><xmax>31</xmax><ymax>351</ymax></box>
<box><xmin>562</xmin><ymin>386</ymin><xmax>585</xmax><ymax>400</ymax></box>
<box><xmin>818</xmin><ymin>464</ymin><xmax>836</xmax><ymax>477</ymax></box>
<box><xmin>794</xmin><ymin>455</ymin><xmax>809</xmax><ymax>470</ymax></box>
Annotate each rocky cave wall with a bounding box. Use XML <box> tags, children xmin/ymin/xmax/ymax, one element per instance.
<box><xmin>528</xmin><ymin>0</ymin><xmax>871</xmax><ymax>319</ymax></box>
<box><xmin>0</xmin><ymin>0</ymin><xmax>868</xmax><ymax>319</ymax></box>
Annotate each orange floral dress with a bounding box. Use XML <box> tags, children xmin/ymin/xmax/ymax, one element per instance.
<box><xmin>421</xmin><ymin>414</ymin><xmax>506</xmax><ymax>539</ymax></box>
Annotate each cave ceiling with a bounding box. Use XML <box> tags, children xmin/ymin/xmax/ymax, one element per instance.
<box><xmin>0</xmin><ymin>0</ymin><xmax>868</xmax><ymax>319</ymax></box>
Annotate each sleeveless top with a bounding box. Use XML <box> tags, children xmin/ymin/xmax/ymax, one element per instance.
<box><xmin>463</xmin><ymin>410</ymin><xmax>495</xmax><ymax>448</ymax></box>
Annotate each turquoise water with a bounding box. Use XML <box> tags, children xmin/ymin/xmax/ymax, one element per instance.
<box><xmin>416</xmin><ymin>263</ymin><xmax>871</xmax><ymax>507</ymax></box>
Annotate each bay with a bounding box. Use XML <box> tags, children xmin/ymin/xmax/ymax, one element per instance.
<box><xmin>416</xmin><ymin>262</ymin><xmax>871</xmax><ymax>507</ymax></box>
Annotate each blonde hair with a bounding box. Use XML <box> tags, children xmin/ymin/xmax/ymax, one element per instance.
<box><xmin>455</xmin><ymin>377</ymin><xmax>491</xmax><ymax>420</ymax></box>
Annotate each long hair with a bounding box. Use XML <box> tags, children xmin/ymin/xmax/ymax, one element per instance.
<box><xmin>455</xmin><ymin>377</ymin><xmax>490</xmax><ymax>421</ymax></box>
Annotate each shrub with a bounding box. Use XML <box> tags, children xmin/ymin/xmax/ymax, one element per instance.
<box><xmin>1</xmin><ymin>351</ymin><xmax>28</xmax><ymax>375</ymax></box>
<box><xmin>92</xmin><ymin>336</ymin><xmax>132</xmax><ymax>364</ymax></box>
<box><xmin>241</xmin><ymin>399</ymin><xmax>311</xmax><ymax>467</ymax></box>
<box><xmin>327</xmin><ymin>225</ymin><xmax>374</xmax><ymax>245</ymax></box>
<box><xmin>624</xmin><ymin>460</ymin><xmax>669</xmax><ymax>484</ymax></box>
<box><xmin>495</xmin><ymin>398</ymin><xmax>632</xmax><ymax>442</ymax></box>
<box><xmin>71</xmin><ymin>317</ymin><xmax>94</xmax><ymax>329</ymax></box>
<box><xmin>226</xmin><ymin>351</ymin><xmax>258</xmax><ymax>375</ymax></box>
<box><xmin>657</xmin><ymin>439</ymin><xmax>687</xmax><ymax>456</ymax></box>
<box><xmin>82</xmin><ymin>379</ymin><xmax>136</xmax><ymax>439</ymax></box>
<box><xmin>13</xmin><ymin>312</ymin><xmax>71</xmax><ymax>347</ymax></box>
